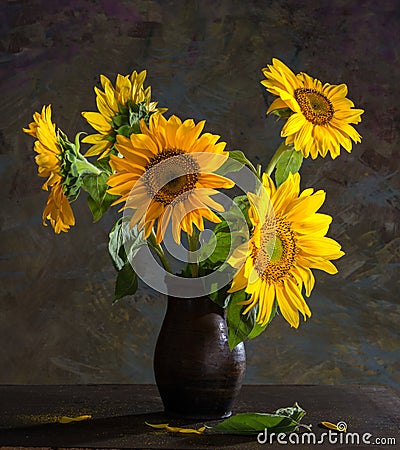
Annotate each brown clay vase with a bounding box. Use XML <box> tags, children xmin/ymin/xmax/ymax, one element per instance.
<box><xmin>153</xmin><ymin>295</ymin><xmax>246</xmax><ymax>419</ymax></box>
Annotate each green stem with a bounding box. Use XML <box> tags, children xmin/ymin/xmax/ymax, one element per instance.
<box><xmin>265</xmin><ymin>142</ymin><xmax>290</xmax><ymax>176</ymax></box>
<box><xmin>149</xmin><ymin>231</ymin><xmax>172</xmax><ymax>273</ymax></box>
<box><xmin>187</xmin><ymin>230</ymin><xmax>199</xmax><ymax>278</ymax></box>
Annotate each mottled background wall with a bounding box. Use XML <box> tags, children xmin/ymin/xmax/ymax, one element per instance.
<box><xmin>1</xmin><ymin>0</ymin><xmax>399</xmax><ymax>391</ymax></box>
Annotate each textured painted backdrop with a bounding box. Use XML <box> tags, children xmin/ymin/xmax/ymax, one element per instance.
<box><xmin>1</xmin><ymin>0</ymin><xmax>399</xmax><ymax>391</ymax></box>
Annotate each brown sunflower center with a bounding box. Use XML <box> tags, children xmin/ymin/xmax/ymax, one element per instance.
<box><xmin>294</xmin><ymin>88</ymin><xmax>334</xmax><ymax>125</ymax></box>
<box><xmin>144</xmin><ymin>149</ymin><xmax>199</xmax><ymax>205</ymax></box>
<box><xmin>252</xmin><ymin>215</ymin><xmax>298</xmax><ymax>282</ymax></box>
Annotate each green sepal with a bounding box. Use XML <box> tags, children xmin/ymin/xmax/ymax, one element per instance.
<box><xmin>74</xmin><ymin>131</ymin><xmax>86</xmax><ymax>154</ymax></box>
<box><xmin>269</xmin><ymin>107</ymin><xmax>293</xmax><ymax>119</ymax></box>
<box><xmin>109</xmin><ymin>102</ymin><xmax>159</xmax><ymax>141</ymax></box>
<box><xmin>208</xmin><ymin>402</ymin><xmax>308</xmax><ymax>435</ymax></box>
<box><xmin>112</xmin><ymin>114</ymin><xmax>125</xmax><ymax>128</ymax></box>
<box><xmin>57</xmin><ymin>129</ymin><xmax>77</xmax><ymax>155</ymax></box>
<box><xmin>57</xmin><ymin>130</ymin><xmax>104</xmax><ymax>203</ymax></box>
<box><xmin>115</xmin><ymin>124</ymin><xmax>135</xmax><ymax>138</ymax></box>
<box><xmin>128</xmin><ymin>101</ymin><xmax>157</xmax><ymax>133</ymax></box>
<box><xmin>274</xmin><ymin>147</ymin><xmax>303</xmax><ymax>187</ymax></box>
<box><xmin>57</xmin><ymin>130</ymin><xmax>83</xmax><ymax>201</ymax></box>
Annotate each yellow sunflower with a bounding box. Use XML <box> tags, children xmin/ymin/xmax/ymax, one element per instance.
<box><xmin>107</xmin><ymin>114</ymin><xmax>234</xmax><ymax>244</ymax></box>
<box><xmin>228</xmin><ymin>172</ymin><xmax>344</xmax><ymax>328</ymax></box>
<box><xmin>23</xmin><ymin>105</ymin><xmax>75</xmax><ymax>233</ymax></box>
<box><xmin>82</xmin><ymin>70</ymin><xmax>166</xmax><ymax>159</ymax></box>
<box><xmin>261</xmin><ymin>58</ymin><xmax>364</xmax><ymax>159</ymax></box>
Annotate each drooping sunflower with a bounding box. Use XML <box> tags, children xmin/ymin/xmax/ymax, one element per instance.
<box><xmin>23</xmin><ymin>105</ymin><xmax>75</xmax><ymax>233</ymax></box>
<box><xmin>261</xmin><ymin>58</ymin><xmax>364</xmax><ymax>159</ymax></box>
<box><xmin>82</xmin><ymin>70</ymin><xmax>166</xmax><ymax>159</ymax></box>
<box><xmin>228</xmin><ymin>172</ymin><xmax>344</xmax><ymax>328</ymax></box>
<box><xmin>107</xmin><ymin>114</ymin><xmax>234</xmax><ymax>244</ymax></box>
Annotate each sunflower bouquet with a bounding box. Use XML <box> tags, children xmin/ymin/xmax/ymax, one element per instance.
<box><xmin>23</xmin><ymin>59</ymin><xmax>363</xmax><ymax>349</ymax></box>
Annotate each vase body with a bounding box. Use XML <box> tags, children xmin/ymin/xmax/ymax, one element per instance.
<box><xmin>153</xmin><ymin>295</ymin><xmax>246</xmax><ymax>419</ymax></box>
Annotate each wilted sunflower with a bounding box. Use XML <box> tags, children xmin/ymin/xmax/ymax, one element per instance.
<box><xmin>228</xmin><ymin>172</ymin><xmax>344</xmax><ymax>328</ymax></box>
<box><xmin>261</xmin><ymin>58</ymin><xmax>364</xmax><ymax>159</ymax></box>
<box><xmin>82</xmin><ymin>70</ymin><xmax>166</xmax><ymax>159</ymax></box>
<box><xmin>23</xmin><ymin>105</ymin><xmax>75</xmax><ymax>233</ymax></box>
<box><xmin>107</xmin><ymin>114</ymin><xmax>234</xmax><ymax>244</ymax></box>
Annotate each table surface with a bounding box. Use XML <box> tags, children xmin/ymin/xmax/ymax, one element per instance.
<box><xmin>0</xmin><ymin>384</ymin><xmax>399</xmax><ymax>449</ymax></box>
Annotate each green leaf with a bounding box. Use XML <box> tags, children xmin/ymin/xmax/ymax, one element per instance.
<box><xmin>207</xmin><ymin>232</ymin><xmax>232</xmax><ymax>264</ymax></box>
<box><xmin>81</xmin><ymin>172</ymin><xmax>117</xmax><ymax>222</ymax></box>
<box><xmin>247</xmin><ymin>300</ymin><xmax>277</xmax><ymax>340</ymax></box>
<box><xmin>108</xmin><ymin>218</ymin><xmax>146</xmax><ymax>271</ymax></box>
<box><xmin>227</xmin><ymin>291</ymin><xmax>277</xmax><ymax>348</ymax></box>
<box><xmin>93</xmin><ymin>157</ymin><xmax>113</xmax><ymax>174</ymax></box>
<box><xmin>123</xmin><ymin>223</ymin><xmax>147</xmax><ymax>263</ymax></box>
<box><xmin>212</xmin><ymin>195</ymin><xmax>251</xmax><ymax>235</ymax></box>
<box><xmin>208</xmin><ymin>285</ymin><xmax>231</xmax><ymax>308</ymax></box>
<box><xmin>210</xmin><ymin>413</ymin><xmax>291</xmax><ymax>434</ymax></box>
<box><xmin>217</xmin><ymin>150</ymin><xmax>258</xmax><ymax>176</ymax></box>
<box><xmin>209</xmin><ymin>403</ymin><xmax>307</xmax><ymax>435</ymax></box>
<box><xmin>108</xmin><ymin>218</ymin><xmax>126</xmax><ymax>271</ymax></box>
<box><xmin>109</xmin><ymin>218</ymin><xmax>146</xmax><ymax>303</ymax></box>
<box><xmin>231</xmin><ymin>195</ymin><xmax>251</xmax><ymax>228</ymax></box>
<box><xmin>215</xmin><ymin>152</ymin><xmax>244</xmax><ymax>176</ymax></box>
<box><xmin>226</xmin><ymin>290</ymin><xmax>254</xmax><ymax>350</ymax></box>
<box><xmin>199</xmin><ymin>195</ymin><xmax>251</xmax><ymax>274</ymax></box>
<box><xmin>274</xmin><ymin>403</ymin><xmax>306</xmax><ymax>425</ymax></box>
<box><xmin>114</xmin><ymin>261</ymin><xmax>138</xmax><ymax>302</ymax></box>
<box><xmin>212</xmin><ymin>218</ymin><xmax>230</xmax><ymax>235</ymax></box>
<box><xmin>274</xmin><ymin>148</ymin><xmax>303</xmax><ymax>187</ymax></box>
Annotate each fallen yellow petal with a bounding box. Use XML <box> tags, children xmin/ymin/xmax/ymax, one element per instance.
<box><xmin>146</xmin><ymin>422</ymin><xmax>205</xmax><ymax>435</ymax></box>
<box><xmin>58</xmin><ymin>415</ymin><xmax>92</xmax><ymax>424</ymax></box>
<box><xmin>146</xmin><ymin>422</ymin><xmax>171</xmax><ymax>429</ymax></box>
<box><xmin>320</xmin><ymin>421</ymin><xmax>347</xmax><ymax>432</ymax></box>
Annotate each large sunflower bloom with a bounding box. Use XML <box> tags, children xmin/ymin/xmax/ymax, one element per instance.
<box><xmin>228</xmin><ymin>172</ymin><xmax>344</xmax><ymax>328</ymax></box>
<box><xmin>261</xmin><ymin>58</ymin><xmax>364</xmax><ymax>159</ymax></box>
<box><xmin>23</xmin><ymin>105</ymin><xmax>75</xmax><ymax>233</ymax></box>
<box><xmin>107</xmin><ymin>114</ymin><xmax>234</xmax><ymax>244</ymax></box>
<box><xmin>82</xmin><ymin>70</ymin><xmax>165</xmax><ymax>159</ymax></box>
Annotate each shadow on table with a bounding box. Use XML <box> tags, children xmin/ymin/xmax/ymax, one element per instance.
<box><xmin>0</xmin><ymin>411</ymin><xmax>258</xmax><ymax>449</ymax></box>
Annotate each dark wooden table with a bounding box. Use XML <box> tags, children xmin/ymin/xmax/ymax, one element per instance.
<box><xmin>0</xmin><ymin>384</ymin><xmax>399</xmax><ymax>449</ymax></box>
